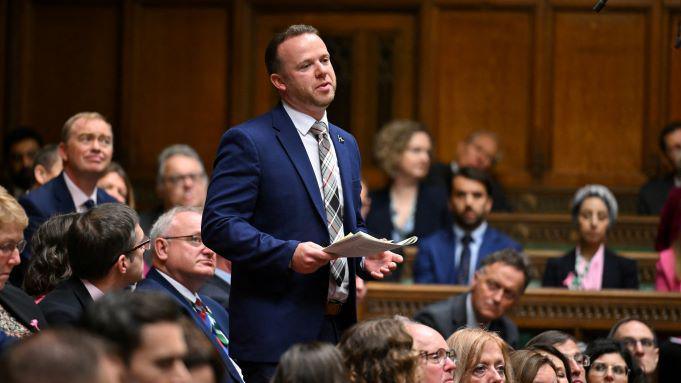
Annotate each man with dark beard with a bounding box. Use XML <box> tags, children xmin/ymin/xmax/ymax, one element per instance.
<box><xmin>1</xmin><ymin>127</ymin><xmax>43</xmax><ymax>198</ymax></box>
<box><xmin>413</xmin><ymin>167</ymin><xmax>521</xmax><ymax>284</ymax></box>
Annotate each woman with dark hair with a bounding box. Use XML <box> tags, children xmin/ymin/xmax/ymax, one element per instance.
<box><xmin>585</xmin><ymin>339</ymin><xmax>643</xmax><ymax>383</ymax></box>
<box><xmin>97</xmin><ymin>161</ymin><xmax>136</xmax><ymax>208</ymax></box>
<box><xmin>510</xmin><ymin>349</ymin><xmax>558</xmax><ymax>383</ymax></box>
<box><xmin>338</xmin><ymin>317</ymin><xmax>420</xmax><ymax>383</ymax></box>
<box><xmin>543</xmin><ymin>184</ymin><xmax>639</xmax><ymax>289</ymax></box>
<box><xmin>23</xmin><ymin>212</ymin><xmax>78</xmax><ymax>302</ymax></box>
<box><xmin>526</xmin><ymin>330</ymin><xmax>586</xmax><ymax>383</ymax></box>
<box><xmin>271</xmin><ymin>341</ymin><xmax>349</xmax><ymax>383</ymax></box>
<box><xmin>526</xmin><ymin>344</ymin><xmax>572</xmax><ymax>383</ymax></box>
<box><xmin>447</xmin><ymin>327</ymin><xmax>513</xmax><ymax>383</ymax></box>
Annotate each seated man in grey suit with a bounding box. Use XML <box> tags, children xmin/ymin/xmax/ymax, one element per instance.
<box><xmin>413</xmin><ymin>249</ymin><xmax>529</xmax><ymax>348</ymax></box>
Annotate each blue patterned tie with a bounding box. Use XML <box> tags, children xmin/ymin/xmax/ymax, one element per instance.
<box><xmin>458</xmin><ymin>234</ymin><xmax>473</xmax><ymax>284</ymax></box>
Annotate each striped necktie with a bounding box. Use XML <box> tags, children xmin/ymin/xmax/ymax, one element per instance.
<box><xmin>309</xmin><ymin>121</ymin><xmax>347</xmax><ymax>286</ymax></box>
<box><xmin>192</xmin><ymin>297</ymin><xmax>229</xmax><ymax>349</ymax></box>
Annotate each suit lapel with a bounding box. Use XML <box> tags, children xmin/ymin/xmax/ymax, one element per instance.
<box><xmin>0</xmin><ymin>286</ymin><xmax>39</xmax><ymax>331</ymax></box>
<box><xmin>602</xmin><ymin>249</ymin><xmax>616</xmax><ymax>288</ymax></box>
<box><xmin>54</xmin><ymin>173</ymin><xmax>77</xmax><ymax>213</ymax></box>
<box><xmin>478</xmin><ymin>227</ymin><xmax>495</xmax><ymax>268</ymax></box>
<box><xmin>438</xmin><ymin>230</ymin><xmax>456</xmax><ymax>283</ymax></box>
<box><xmin>68</xmin><ymin>277</ymin><xmax>94</xmax><ymax>309</ymax></box>
<box><xmin>272</xmin><ymin>106</ymin><xmax>326</xmax><ymax>226</ymax></box>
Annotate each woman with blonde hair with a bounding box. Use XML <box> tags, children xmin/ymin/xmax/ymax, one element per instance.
<box><xmin>447</xmin><ymin>327</ymin><xmax>514</xmax><ymax>383</ymax></box>
<box><xmin>338</xmin><ymin>317</ymin><xmax>420</xmax><ymax>383</ymax></box>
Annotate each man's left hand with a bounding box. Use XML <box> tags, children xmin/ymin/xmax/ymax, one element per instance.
<box><xmin>363</xmin><ymin>251</ymin><xmax>403</xmax><ymax>279</ymax></box>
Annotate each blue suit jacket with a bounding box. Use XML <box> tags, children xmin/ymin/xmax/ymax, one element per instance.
<box><xmin>202</xmin><ymin>104</ymin><xmax>367</xmax><ymax>363</ymax></box>
<box><xmin>13</xmin><ymin>173</ymin><xmax>117</xmax><ymax>286</ymax></box>
<box><xmin>136</xmin><ymin>268</ymin><xmax>244</xmax><ymax>383</ymax></box>
<box><xmin>413</xmin><ymin>225</ymin><xmax>522</xmax><ymax>284</ymax></box>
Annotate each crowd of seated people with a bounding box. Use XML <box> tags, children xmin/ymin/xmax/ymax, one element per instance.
<box><xmin>1</xmin><ymin>108</ymin><xmax>681</xmax><ymax>383</ymax></box>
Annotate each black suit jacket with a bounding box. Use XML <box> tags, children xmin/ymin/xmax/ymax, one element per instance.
<box><xmin>199</xmin><ymin>275</ymin><xmax>231</xmax><ymax>312</ymax></box>
<box><xmin>413</xmin><ymin>292</ymin><xmax>519</xmax><ymax>348</ymax></box>
<box><xmin>38</xmin><ymin>277</ymin><xmax>93</xmax><ymax>326</ymax></box>
<box><xmin>637</xmin><ymin>175</ymin><xmax>674</xmax><ymax>215</ymax></box>
<box><xmin>541</xmin><ymin>248</ymin><xmax>639</xmax><ymax>289</ymax></box>
<box><xmin>0</xmin><ymin>284</ymin><xmax>48</xmax><ymax>332</ymax></box>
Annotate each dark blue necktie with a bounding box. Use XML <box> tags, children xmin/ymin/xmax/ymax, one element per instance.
<box><xmin>83</xmin><ymin>199</ymin><xmax>95</xmax><ymax>211</ymax></box>
<box><xmin>458</xmin><ymin>233</ymin><xmax>473</xmax><ymax>284</ymax></box>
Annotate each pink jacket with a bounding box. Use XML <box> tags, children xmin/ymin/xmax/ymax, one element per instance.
<box><xmin>656</xmin><ymin>248</ymin><xmax>681</xmax><ymax>292</ymax></box>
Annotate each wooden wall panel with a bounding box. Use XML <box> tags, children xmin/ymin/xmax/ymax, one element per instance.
<box><xmin>125</xmin><ymin>4</ymin><xmax>228</xmax><ymax>180</ymax></box>
<box><xmin>669</xmin><ymin>12</ymin><xmax>681</xmax><ymax>120</ymax></box>
<box><xmin>20</xmin><ymin>3</ymin><xmax>119</xmax><ymax>144</ymax></box>
<box><xmin>0</xmin><ymin>0</ymin><xmax>6</xmax><ymax>136</ymax></box>
<box><xmin>549</xmin><ymin>11</ymin><xmax>647</xmax><ymax>186</ymax></box>
<box><xmin>435</xmin><ymin>9</ymin><xmax>534</xmax><ymax>186</ymax></box>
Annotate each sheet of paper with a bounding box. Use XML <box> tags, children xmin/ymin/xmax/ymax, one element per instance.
<box><xmin>323</xmin><ymin>231</ymin><xmax>417</xmax><ymax>258</ymax></box>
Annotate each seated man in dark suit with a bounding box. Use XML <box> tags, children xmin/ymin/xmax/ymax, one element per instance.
<box><xmin>81</xmin><ymin>292</ymin><xmax>192</xmax><ymax>383</ymax></box>
<box><xmin>638</xmin><ymin>121</ymin><xmax>681</xmax><ymax>215</ymax></box>
<box><xmin>414</xmin><ymin>167</ymin><xmax>522</xmax><ymax>285</ymax></box>
<box><xmin>139</xmin><ymin>144</ymin><xmax>208</xmax><ymax>234</ymax></box>
<box><xmin>136</xmin><ymin>206</ymin><xmax>244</xmax><ymax>383</ymax></box>
<box><xmin>414</xmin><ymin>249</ymin><xmax>530</xmax><ymax>347</ymax></box>
<box><xmin>39</xmin><ymin>203</ymin><xmax>146</xmax><ymax>325</ymax></box>
<box><xmin>14</xmin><ymin>112</ymin><xmax>118</xmax><ymax>286</ymax></box>
<box><xmin>426</xmin><ymin>130</ymin><xmax>511</xmax><ymax>212</ymax></box>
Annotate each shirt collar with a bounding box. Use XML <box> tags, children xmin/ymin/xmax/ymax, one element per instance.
<box><xmin>282</xmin><ymin>101</ymin><xmax>329</xmax><ymax>136</ymax></box>
<box><xmin>214</xmin><ymin>268</ymin><xmax>231</xmax><ymax>285</ymax></box>
<box><xmin>156</xmin><ymin>269</ymin><xmax>200</xmax><ymax>303</ymax></box>
<box><xmin>63</xmin><ymin>172</ymin><xmax>97</xmax><ymax>208</ymax></box>
<box><xmin>81</xmin><ymin>279</ymin><xmax>105</xmax><ymax>301</ymax></box>
<box><xmin>453</xmin><ymin>221</ymin><xmax>488</xmax><ymax>242</ymax></box>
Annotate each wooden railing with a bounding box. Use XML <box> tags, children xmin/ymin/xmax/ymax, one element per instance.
<box><xmin>360</xmin><ymin>283</ymin><xmax>681</xmax><ymax>333</ymax></box>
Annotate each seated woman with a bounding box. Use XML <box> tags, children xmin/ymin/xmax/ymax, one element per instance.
<box><xmin>0</xmin><ymin>186</ymin><xmax>47</xmax><ymax>348</ymax></box>
<box><xmin>525</xmin><ymin>344</ymin><xmax>571</xmax><ymax>383</ymax></box>
<box><xmin>542</xmin><ymin>184</ymin><xmax>639</xmax><ymax>289</ymax></box>
<box><xmin>272</xmin><ymin>341</ymin><xmax>349</xmax><ymax>383</ymax></box>
<box><xmin>585</xmin><ymin>339</ymin><xmax>642</xmax><ymax>383</ymax></box>
<box><xmin>97</xmin><ymin>161</ymin><xmax>136</xmax><ymax>208</ymax></box>
<box><xmin>655</xmin><ymin>232</ymin><xmax>681</xmax><ymax>291</ymax></box>
<box><xmin>447</xmin><ymin>327</ymin><xmax>514</xmax><ymax>383</ymax></box>
<box><xmin>338</xmin><ymin>317</ymin><xmax>420</xmax><ymax>383</ymax></box>
<box><xmin>510</xmin><ymin>350</ymin><xmax>558</xmax><ymax>383</ymax></box>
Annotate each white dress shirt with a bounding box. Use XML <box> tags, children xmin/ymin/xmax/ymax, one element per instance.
<box><xmin>63</xmin><ymin>172</ymin><xmax>98</xmax><ymax>213</ymax></box>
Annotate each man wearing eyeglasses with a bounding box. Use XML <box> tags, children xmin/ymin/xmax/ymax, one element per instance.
<box><xmin>609</xmin><ymin>317</ymin><xmax>659</xmax><ymax>381</ymax></box>
<box><xmin>39</xmin><ymin>203</ymin><xmax>145</xmax><ymax>325</ymax></box>
<box><xmin>414</xmin><ymin>249</ymin><xmax>529</xmax><ymax>348</ymax></box>
<box><xmin>403</xmin><ymin>320</ymin><xmax>456</xmax><ymax>383</ymax></box>
<box><xmin>137</xmin><ymin>206</ymin><xmax>244</xmax><ymax>383</ymax></box>
<box><xmin>15</xmin><ymin>112</ymin><xmax>118</xmax><ymax>287</ymax></box>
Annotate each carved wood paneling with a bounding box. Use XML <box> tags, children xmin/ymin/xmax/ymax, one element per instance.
<box><xmin>669</xmin><ymin>12</ymin><xmax>681</xmax><ymax>120</ymax></box>
<box><xmin>361</xmin><ymin>283</ymin><xmax>681</xmax><ymax>333</ymax></box>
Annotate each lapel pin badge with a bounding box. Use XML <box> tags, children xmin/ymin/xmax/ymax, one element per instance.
<box><xmin>338</xmin><ymin>135</ymin><xmax>344</xmax><ymax>143</ymax></box>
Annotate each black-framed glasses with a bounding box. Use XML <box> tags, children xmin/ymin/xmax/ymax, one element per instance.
<box><xmin>591</xmin><ymin>362</ymin><xmax>629</xmax><ymax>376</ymax></box>
<box><xmin>124</xmin><ymin>236</ymin><xmax>151</xmax><ymax>253</ymax></box>
<box><xmin>566</xmin><ymin>353</ymin><xmax>590</xmax><ymax>367</ymax></box>
<box><xmin>0</xmin><ymin>239</ymin><xmax>26</xmax><ymax>255</ymax></box>
<box><xmin>418</xmin><ymin>348</ymin><xmax>457</xmax><ymax>365</ymax></box>
<box><xmin>621</xmin><ymin>337</ymin><xmax>656</xmax><ymax>349</ymax></box>
<box><xmin>162</xmin><ymin>234</ymin><xmax>203</xmax><ymax>247</ymax></box>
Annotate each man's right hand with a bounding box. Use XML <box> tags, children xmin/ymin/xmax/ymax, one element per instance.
<box><xmin>290</xmin><ymin>242</ymin><xmax>334</xmax><ymax>274</ymax></box>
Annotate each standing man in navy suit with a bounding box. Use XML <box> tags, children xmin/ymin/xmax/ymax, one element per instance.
<box><xmin>202</xmin><ymin>24</ymin><xmax>402</xmax><ymax>383</ymax></box>
<box><xmin>414</xmin><ymin>167</ymin><xmax>522</xmax><ymax>285</ymax></box>
<box><xmin>14</xmin><ymin>112</ymin><xmax>117</xmax><ymax>286</ymax></box>
<box><xmin>138</xmin><ymin>206</ymin><xmax>244</xmax><ymax>383</ymax></box>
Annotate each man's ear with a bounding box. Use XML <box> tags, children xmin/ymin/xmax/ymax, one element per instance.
<box><xmin>270</xmin><ymin>73</ymin><xmax>287</xmax><ymax>92</ymax></box>
<box><xmin>58</xmin><ymin>142</ymin><xmax>68</xmax><ymax>162</ymax></box>
<box><xmin>154</xmin><ymin>238</ymin><xmax>169</xmax><ymax>262</ymax></box>
<box><xmin>115</xmin><ymin>254</ymin><xmax>128</xmax><ymax>273</ymax></box>
<box><xmin>34</xmin><ymin>164</ymin><xmax>47</xmax><ymax>185</ymax></box>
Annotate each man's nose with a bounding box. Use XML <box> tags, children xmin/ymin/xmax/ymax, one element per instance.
<box><xmin>443</xmin><ymin>356</ymin><xmax>456</xmax><ymax>372</ymax></box>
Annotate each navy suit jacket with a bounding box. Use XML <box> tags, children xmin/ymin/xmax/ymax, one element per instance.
<box><xmin>136</xmin><ymin>268</ymin><xmax>243</xmax><ymax>383</ymax></box>
<box><xmin>413</xmin><ymin>225</ymin><xmax>522</xmax><ymax>284</ymax></box>
<box><xmin>542</xmin><ymin>247</ymin><xmax>639</xmax><ymax>289</ymax></box>
<box><xmin>13</xmin><ymin>173</ymin><xmax>117</xmax><ymax>286</ymax></box>
<box><xmin>202</xmin><ymin>104</ymin><xmax>367</xmax><ymax>363</ymax></box>
<box><xmin>38</xmin><ymin>276</ymin><xmax>93</xmax><ymax>326</ymax></box>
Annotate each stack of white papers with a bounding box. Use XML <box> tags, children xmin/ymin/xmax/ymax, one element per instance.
<box><xmin>323</xmin><ymin>231</ymin><xmax>418</xmax><ymax>258</ymax></box>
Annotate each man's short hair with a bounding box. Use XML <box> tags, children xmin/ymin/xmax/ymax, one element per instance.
<box><xmin>658</xmin><ymin>121</ymin><xmax>681</xmax><ymax>152</ymax></box>
<box><xmin>265</xmin><ymin>24</ymin><xmax>320</xmax><ymax>75</ymax></box>
<box><xmin>156</xmin><ymin>144</ymin><xmax>206</xmax><ymax>185</ymax></box>
<box><xmin>479</xmin><ymin>248</ymin><xmax>531</xmax><ymax>291</ymax></box>
<box><xmin>150</xmin><ymin>206</ymin><xmax>203</xmax><ymax>243</ymax></box>
<box><xmin>33</xmin><ymin>144</ymin><xmax>60</xmax><ymax>172</ymax></box>
<box><xmin>0</xmin><ymin>328</ymin><xmax>116</xmax><ymax>383</ymax></box>
<box><xmin>67</xmin><ymin>203</ymin><xmax>138</xmax><ymax>281</ymax></box>
<box><xmin>608</xmin><ymin>317</ymin><xmax>658</xmax><ymax>346</ymax></box>
<box><xmin>453</xmin><ymin>167</ymin><xmax>493</xmax><ymax>196</ymax></box>
<box><xmin>61</xmin><ymin>112</ymin><xmax>110</xmax><ymax>143</ymax></box>
<box><xmin>81</xmin><ymin>291</ymin><xmax>183</xmax><ymax>363</ymax></box>
<box><xmin>3</xmin><ymin>126</ymin><xmax>43</xmax><ymax>159</ymax></box>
